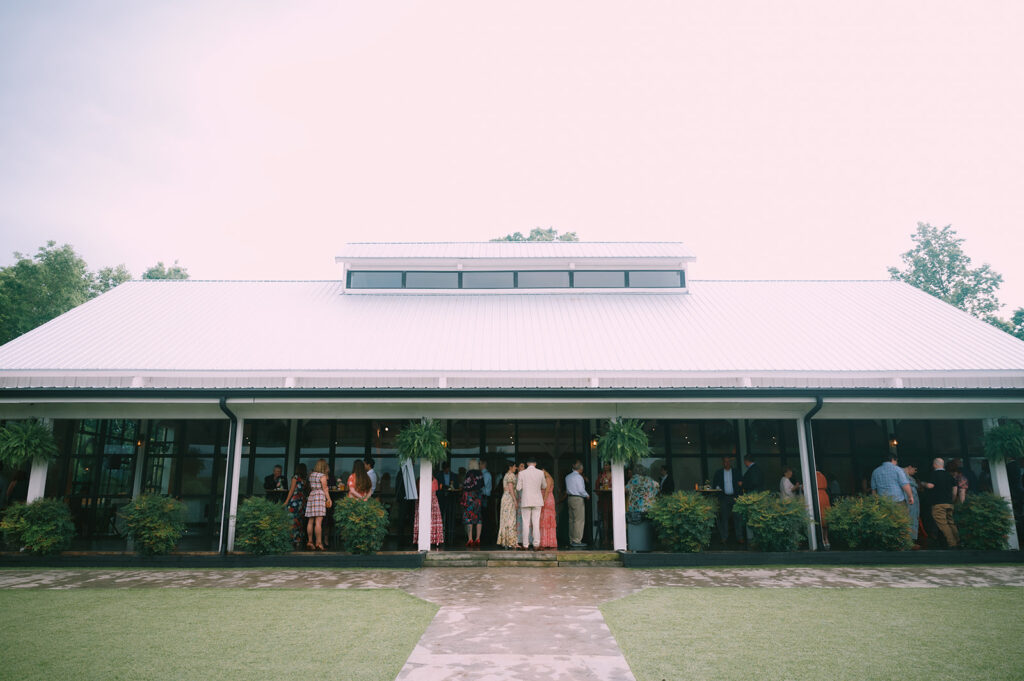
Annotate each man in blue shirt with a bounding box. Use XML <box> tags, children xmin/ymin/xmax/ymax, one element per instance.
<box><xmin>480</xmin><ymin>460</ymin><xmax>493</xmax><ymax>542</ymax></box>
<box><xmin>871</xmin><ymin>453</ymin><xmax>914</xmax><ymax>503</ymax></box>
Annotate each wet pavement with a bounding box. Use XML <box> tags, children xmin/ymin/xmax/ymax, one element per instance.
<box><xmin>3</xmin><ymin>565</ymin><xmax>1022</xmax><ymax>681</ymax></box>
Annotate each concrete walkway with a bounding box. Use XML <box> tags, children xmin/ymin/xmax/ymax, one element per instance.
<box><xmin>3</xmin><ymin>566</ymin><xmax>1023</xmax><ymax>681</ymax></box>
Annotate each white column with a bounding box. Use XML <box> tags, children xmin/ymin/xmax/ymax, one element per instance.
<box><xmin>984</xmin><ymin>419</ymin><xmax>1020</xmax><ymax>550</ymax></box>
<box><xmin>226</xmin><ymin>417</ymin><xmax>245</xmax><ymax>552</ymax></box>
<box><xmin>25</xmin><ymin>418</ymin><xmax>53</xmax><ymax>503</ymax></box>
<box><xmin>417</xmin><ymin>458</ymin><xmax>433</xmax><ymax>552</ymax></box>
<box><xmin>795</xmin><ymin>418</ymin><xmax>819</xmax><ymax>551</ymax></box>
<box><xmin>611</xmin><ymin>462</ymin><xmax>626</xmax><ymax>551</ymax></box>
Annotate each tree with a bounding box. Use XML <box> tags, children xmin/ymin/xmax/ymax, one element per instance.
<box><xmin>91</xmin><ymin>264</ymin><xmax>132</xmax><ymax>296</ymax></box>
<box><xmin>142</xmin><ymin>260</ymin><xmax>189</xmax><ymax>280</ymax></box>
<box><xmin>491</xmin><ymin>227</ymin><xmax>579</xmax><ymax>242</ymax></box>
<box><xmin>991</xmin><ymin>307</ymin><xmax>1024</xmax><ymax>341</ymax></box>
<box><xmin>888</xmin><ymin>223</ymin><xmax>1003</xmax><ymax>322</ymax></box>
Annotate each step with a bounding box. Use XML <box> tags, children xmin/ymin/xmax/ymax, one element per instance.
<box><xmin>556</xmin><ymin>551</ymin><xmax>621</xmax><ymax>563</ymax></box>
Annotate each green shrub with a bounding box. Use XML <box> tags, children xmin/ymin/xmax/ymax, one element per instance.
<box><xmin>955</xmin><ymin>492</ymin><xmax>1014</xmax><ymax>550</ymax></box>
<box><xmin>733</xmin><ymin>491</ymin><xmax>808</xmax><ymax>552</ymax></box>
<box><xmin>234</xmin><ymin>497</ymin><xmax>292</xmax><ymax>554</ymax></box>
<box><xmin>333</xmin><ymin>497</ymin><xmax>389</xmax><ymax>554</ymax></box>
<box><xmin>647</xmin><ymin>491</ymin><xmax>717</xmax><ymax>552</ymax></box>
<box><xmin>0</xmin><ymin>499</ymin><xmax>75</xmax><ymax>555</ymax></box>
<box><xmin>825</xmin><ymin>495</ymin><xmax>912</xmax><ymax>551</ymax></box>
<box><xmin>119</xmin><ymin>494</ymin><xmax>187</xmax><ymax>556</ymax></box>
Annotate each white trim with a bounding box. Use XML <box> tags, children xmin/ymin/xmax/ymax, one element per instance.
<box><xmin>225</xmin><ymin>417</ymin><xmax>245</xmax><ymax>552</ymax></box>
<box><xmin>417</xmin><ymin>459</ymin><xmax>432</xmax><ymax>552</ymax></box>
<box><xmin>796</xmin><ymin>418</ymin><xmax>819</xmax><ymax>551</ymax></box>
<box><xmin>611</xmin><ymin>463</ymin><xmax>626</xmax><ymax>552</ymax></box>
<box><xmin>984</xmin><ymin>419</ymin><xmax>1020</xmax><ymax>550</ymax></box>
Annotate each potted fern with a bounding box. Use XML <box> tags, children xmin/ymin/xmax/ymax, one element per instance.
<box><xmin>395</xmin><ymin>418</ymin><xmax>448</xmax><ymax>551</ymax></box>
<box><xmin>596</xmin><ymin>418</ymin><xmax>651</xmax><ymax>551</ymax></box>
<box><xmin>983</xmin><ymin>421</ymin><xmax>1024</xmax><ymax>465</ymax></box>
<box><xmin>0</xmin><ymin>420</ymin><xmax>59</xmax><ymax>470</ymax></box>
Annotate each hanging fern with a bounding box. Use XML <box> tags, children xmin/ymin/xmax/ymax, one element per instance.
<box><xmin>596</xmin><ymin>418</ymin><xmax>650</xmax><ymax>465</ymax></box>
<box><xmin>983</xmin><ymin>421</ymin><xmax>1024</xmax><ymax>465</ymax></box>
<box><xmin>395</xmin><ymin>418</ymin><xmax>449</xmax><ymax>465</ymax></box>
<box><xmin>0</xmin><ymin>420</ymin><xmax>59</xmax><ymax>469</ymax></box>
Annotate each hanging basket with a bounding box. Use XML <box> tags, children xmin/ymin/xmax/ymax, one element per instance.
<box><xmin>395</xmin><ymin>418</ymin><xmax>449</xmax><ymax>466</ymax></box>
<box><xmin>983</xmin><ymin>421</ymin><xmax>1024</xmax><ymax>465</ymax></box>
<box><xmin>0</xmin><ymin>420</ymin><xmax>59</xmax><ymax>469</ymax></box>
<box><xmin>596</xmin><ymin>418</ymin><xmax>650</xmax><ymax>466</ymax></box>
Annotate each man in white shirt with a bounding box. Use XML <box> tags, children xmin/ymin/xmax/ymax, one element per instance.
<box><xmin>565</xmin><ymin>462</ymin><xmax>590</xmax><ymax>547</ymax></box>
<box><xmin>516</xmin><ymin>457</ymin><xmax>547</xmax><ymax>550</ymax></box>
<box><xmin>712</xmin><ymin>457</ymin><xmax>743</xmax><ymax>545</ymax></box>
<box><xmin>363</xmin><ymin>456</ymin><xmax>377</xmax><ymax>496</ymax></box>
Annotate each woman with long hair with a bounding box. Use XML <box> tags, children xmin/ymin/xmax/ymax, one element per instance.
<box><xmin>282</xmin><ymin>463</ymin><xmax>308</xmax><ymax>549</ymax></box>
<box><xmin>413</xmin><ymin>472</ymin><xmax>444</xmax><ymax>547</ymax></box>
<box><xmin>496</xmin><ymin>461</ymin><xmax>519</xmax><ymax>549</ymax></box>
<box><xmin>304</xmin><ymin>458</ymin><xmax>332</xmax><ymax>550</ymax></box>
<box><xmin>347</xmin><ymin>460</ymin><xmax>372</xmax><ymax>500</ymax></box>
<box><xmin>461</xmin><ymin>459</ymin><xmax>484</xmax><ymax>547</ymax></box>
<box><xmin>538</xmin><ymin>465</ymin><xmax>557</xmax><ymax>549</ymax></box>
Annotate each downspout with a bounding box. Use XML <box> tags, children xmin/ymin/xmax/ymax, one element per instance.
<box><xmin>218</xmin><ymin>397</ymin><xmax>237</xmax><ymax>555</ymax></box>
<box><xmin>803</xmin><ymin>396</ymin><xmax>825</xmax><ymax>548</ymax></box>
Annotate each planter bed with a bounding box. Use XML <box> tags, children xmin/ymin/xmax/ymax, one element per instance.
<box><xmin>0</xmin><ymin>550</ymin><xmax>424</xmax><ymax>569</ymax></box>
<box><xmin>621</xmin><ymin>548</ymin><xmax>1023</xmax><ymax>568</ymax></box>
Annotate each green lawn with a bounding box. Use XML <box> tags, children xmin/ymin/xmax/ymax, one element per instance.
<box><xmin>0</xmin><ymin>589</ymin><xmax>437</xmax><ymax>681</ymax></box>
<box><xmin>602</xmin><ymin>587</ymin><xmax>1024</xmax><ymax>681</ymax></box>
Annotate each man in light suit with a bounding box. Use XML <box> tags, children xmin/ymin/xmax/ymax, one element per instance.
<box><xmin>516</xmin><ymin>456</ymin><xmax>547</xmax><ymax>550</ymax></box>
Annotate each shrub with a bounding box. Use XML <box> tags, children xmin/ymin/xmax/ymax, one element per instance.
<box><xmin>733</xmin><ymin>491</ymin><xmax>808</xmax><ymax>552</ymax></box>
<box><xmin>119</xmin><ymin>494</ymin><xmax>188</xmax><ymax>556</ymax></box>
<box><xmin>647</xmin><ymin>491</ymin><xmax>717</xmax><ymax>552</ymax></box>
<box><xmin>955</xmin><ymin>492</ymin><xmax>1014</xmax><ymax>550</ymax></box>
<box><xmin>333</xmin><ymin>497</ymin><xmax>389</xmax><ymax>554</ymax></box>
<box><xmin>825</xmin><ymin>495</ymin><xmax>912</xmax><ymax>551</ymax></box>
<box><xmin>0</xmin><ymin>499</ymin><xmax>75</xmax><ymax>555</ymax></box>
<box><xmin>234</xmin><ymin>497</ymin><xmax>293</xmax><ymax>554</ymax></box>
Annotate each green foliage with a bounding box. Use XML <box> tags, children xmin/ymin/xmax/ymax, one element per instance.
<box><xmin>395</xmin><ymin>418</ymin><xmax>448</xmax><ymax>465</ymax></box>
<box><xmin>647</xmin><ymin>491</ymin><xmax>717</xmax><ymax>552</ymax></box>
<box><xmin>733</xmin><ymin>491</ymin><xmax>808</xmax><ymax>552</ymax></box>
<box><xmin>142</xmin><ymin>260</ymin><xmax>190</xmax><ymax>280</ymax></box>
<box><xmin>955</xmin><ymin>492</ymin><xmax>1014</xmax><ymax>550</ymax></box>
<box><xmin>983</xmin><ymin>421</ymin><xmax>1024</xmax><ymax>464</ymax></box>
<box><xmin>234</xmin><ymin>497</ymin><xmax>292</xmax><ymax>554</ymax></box>
<box><xmin>888</xmin><ymin>222</ymin><xmax>1003</xmax><ymax>322</ymax></box>
<box><xmin>597</xmin><ymin>419</ymin><xmax>651</xmax><ymax>465</ymax></box>
<box><xmin>119</xmin><ymin>494</ymin><xmax>188</xmax><ymax>555</ymax></box>
<box><xmin>0</xmin><ymin>499</ymin><xmax>75</xmax><ymax>555</ymax></box>
<box><xmin>825</xmin><ymin>496</ymin><xmax>912</xmax><ymax>551</ymax></box>
<box><xmin>333</xmin><ymin>497</ymin><xmax>389</xmax><ymax>554</ymax></box>
<box><xmin>0</xmin><ymin>419</ymin><xmax>59</xmax><ymax>468</ymax></box>
<box><xmin>491</xmin><ymin>227</ymin><xmax>579</xmax><ymax>242</ymax></box>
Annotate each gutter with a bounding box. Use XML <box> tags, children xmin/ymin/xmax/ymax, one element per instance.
<box><xmin>217</xmin><ymin>397</ymin><xmax>237</xmax><ymax>555</ymax></box>
<box><xmin>803</xmin><ymin>396</ymin><xmax>825</xmax><ymax>548</ymax></box>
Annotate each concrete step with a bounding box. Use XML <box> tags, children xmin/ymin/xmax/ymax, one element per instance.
<box><xmin>422</xmin><ymin>549</ymin><xmax>623</xmax><ymax>568</ymax></box>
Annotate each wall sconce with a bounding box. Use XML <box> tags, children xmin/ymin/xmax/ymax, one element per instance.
<box><xmin>590</xmin><ymin>436</ymin><xmax>599</xmax><ymax>449</ymax></box>
<box><xmin>888</xmin><ymin>436</ymin><xmax>899</xmax><ymax>448</ymax></box>
<box><xmin>441</xmin><ymin>440</ymin><xmax>449</xmax><ymax>449</ymax></box>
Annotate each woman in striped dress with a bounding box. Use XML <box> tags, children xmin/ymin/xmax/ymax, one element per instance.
<box><xmin>414</xmin><ymin>474</ymin><xmax>444</xmax><ymax>547</ymax></box>
<box><xmin>304</xmin><ymin>458</ymin><xmax>332</xmax><ymax>550</ymax></box>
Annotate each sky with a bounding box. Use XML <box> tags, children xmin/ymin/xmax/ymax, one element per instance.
<box><xmin>1</xmin><ymin>2</ymin><xmax>1023</xmax><ymax>312</ymax></box>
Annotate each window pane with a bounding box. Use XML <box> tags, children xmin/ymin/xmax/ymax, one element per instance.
<box><xmin>337</xmin><ymin>421</ymin><xmax>367</xmax><ymax>455</ymax></box>
<box><xmin>813</xmin><ymin>421</ymin><xmax>850</xmax><ymax>456</ymax></box>
<box><xmin>180</xmin><ymin>457</ymin><xmax>214</xmax><ymax>495</ymax></box>
<box><xmin>574</xmin><ymin>271</ymin><xmax>624</xmax><ymax>288</ymax></box>
<box><xmin>628</xmin><ymin>271</ymin><xmax>681</xmax><ymax>287</ymax></box>
<box><xmin>748</xmin><ymin>420</ymin><xmax>784</xmax><ymax>455</ymax></box>
<box><xmin>449</xmin><ymin>420</ymin><xmax>480</xmax><ymax>455</ymax></box>
<box><xmin>670</xmin><ymin>422</ymin><xmax>702</xmax><ymax>455</ymax></box>
<box><xmin>463</xmin><ymin>271</ymin><xmax>514</xmax><ymax>289</ymax></box>
<box><xmin>930</xmin><ymin>420</ymin><xmax>962</xmax><ymax>457</ymax></box>
<box><xmin>484</xmin><ymin>421</ymin><xmax>515</xmax><ymax>456</ymax></box>
<box><xmin>643</xmin><ymin>420</ymin><xmax>666</xmax><ymax>456</ymax></box>
<box><xmin>518</xmin><ymin>271</ymin><xmax>569</xmax><ymax>288</ymax></box>
<box><xmin>406</xmin><ymin>272</ymin><xmax>459</xmax><ymax>289</ymax></box>
<box><xmin>349</xmin><ymin>271</ymin><xmax>403</xmax><ymax>288</ymax></box>
<box><xmin>299</xmin><ymin>420</ymin><xmax>331</xmax><ymax>456</ymax></box>
<box><xmin>705</xmin><ymin>420</ymin><xmax>738</xmax><ymax>455</ymax></box>
<box><xmin>671</xmin><ymin>457</ymin><xmax>703</xmax><ymax>490</ymax></box>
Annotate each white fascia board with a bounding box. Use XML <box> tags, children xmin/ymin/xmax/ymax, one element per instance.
<box><xmin>337</xmin><ymin>256</ymin><xmax>694</xmax><ymax>270</ymax></box>
<box><xmin>818</xmin><ymin>397</ymin><xmax>1024</xmax><ymax>419</ymax></box>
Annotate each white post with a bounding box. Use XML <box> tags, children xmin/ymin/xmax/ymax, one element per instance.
<box><xmin>984</xmin><ymin>419</ymin><xmax>1020</xmax><ymax>550</ymax></box>
<box><xmin>417</xmin><ymin>458</ymin><xmax>433</xmax><ymax>552</ymax></box>
<box><xmin>226</xmin><ymin>417</ymin><xmax>245</xmax><ymax>552</ymax></box>
<box><xmin>795</xmin><ymin>418</ymin><xmax>819</xmax><ymax>551</ymax></box>
<box><xmin>25</xmin><ymin>418</ymin><xmax>54</xmax><ymax>503</ymax></box>
<box><xmin>611</xmin><ymin>462</ymin><xmax>626</xmax><ymax>551</ymax></box>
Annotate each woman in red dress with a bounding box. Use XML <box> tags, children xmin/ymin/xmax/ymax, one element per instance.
<box><xmin>413</xmin><ymin>475</ymin><xmax>444</xmax><ymax>547</ymax></box>
<box><xmin>539</xmin><ymin>467</ymin><xmax>558</xmax><ymax>549</ymax></box>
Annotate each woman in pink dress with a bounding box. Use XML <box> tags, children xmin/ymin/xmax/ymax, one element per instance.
<box><xmin>539</xmin><ymin>467</ymin><xmax>558</xmax><ymax>549</ymax></box>
<box><xmin>413</xmin><ymin>475</ymin><xmax>445</xmax><ymax>547</ymax></box>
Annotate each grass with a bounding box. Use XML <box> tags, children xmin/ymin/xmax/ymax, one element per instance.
<box><xmin>0</xmin><ymin>589</ymin><xmax>437</xmax><ymax>681</ymax></box>
<box><xmin>602</xmin><ymin>587</ymin><xmax>1024</xmax><ymax>681</ymax></box>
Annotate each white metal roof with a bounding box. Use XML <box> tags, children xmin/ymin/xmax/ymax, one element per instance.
<box><xmin>337</xmin><ymin>241</ymin><xmax>697</xmax><ymax>262</ymax></box>
<box><xmin>1</xmin><ymin>278</ymin><xmax>1023</xmax><ymax>390</ymax></box>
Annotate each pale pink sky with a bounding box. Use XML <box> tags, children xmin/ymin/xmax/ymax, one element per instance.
<box><xmin>2</xmin><ymin>2</ymin><xmax>1023</xmax><ymax>312</ymax></box>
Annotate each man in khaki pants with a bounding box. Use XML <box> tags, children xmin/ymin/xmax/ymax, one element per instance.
<box><xmin>516</xmin><ymin>457</ymin><xmax>547</xmax><ymax>550</ymax></box>
<box><xmin>925</xmin><ymin>457</ymin><xmax>959</xmax><ymax>548</ymax></box>
<box><xmin>565</xmin><ymin>462</ymin><xmax>590</xmax><ymax>547</ymax></box>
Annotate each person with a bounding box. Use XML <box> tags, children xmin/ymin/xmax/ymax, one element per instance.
<box><xmin>625</xmin><ymin>464</ymin><xmax>659</xmax><ymax>515</ymax></box>
<box><xmin>363</xmin><ymin>456</ymin><xmax>377</xmax><ymax>496</ymax></box>
<box><xmin>779</xmin><ymin>467</ymin><xmax>801</xmax><ymax>499</ymax></box>
<box><xmin>413</xmin><ymin>473</ymin><xmax>444</xmax><ymax>547</ymax></box>
<box><xmin>870</xmin><ymin>453</ymin><xmax>913</xmax><ymax>504</ymax></box>
<box><xmin>436</xmin><ymin>461</ymin><xmax>456</xmax><ymax>542</ymax></box>
<box><xmin>263</xmin><ymin>465</ymin><xmax>287</xmax><ymax>503</ymax></box>
<box><xmin>516</xmin><ymin>457</ymin><xmax>546</xmax><ymax>550</ymax></box>
<box><xmin>658</xmin><ymin>464</ymin><xmax>675</xmax><ymax>496</ymax></box>
<box><xmin>816</xmin><ymin>470</ymin><xmax>831</xmax><ymax>546</ymax></box>
<box><xmin>903</xmin><ymin>464</ymin><xmax>924</xmax><ymax>549</ymax></box>
<box><xmin>948</xmin><ymin>459</ymin><xmax>968</xmax><ymax>504</ymax></box>
<box><xmin>496</xmin><ymin>461</ymin><xmax>519</xmax><ymax>549</ymax></box>
<box><xmin>304</xmin><ymin>459</ymin><xmax>332</xmax><ymax>551</ymax></box>
<box><xmin>347</xmin><ymin>460</ymin><xmax>372</xmax><ymax>501</ymax></box>
<box><xmin>712</xmin><ymin>457</ymin><xmax>743</xmax><ymax>544</ymax></box>
<box><xmin>479</xmin><ymin>459</ymin><xmax>493</xmax><ymax>542</ymax></box>
<box><xmin>282</xmin><ymin>463</ymin><xmax>308</xmax><ymax>549</ymax></box>
<box><xmin>565</xmin><ymin>462</ymin><xmax>590</xmax><ymax>547</ymax></box>
<box><xmin>596</xmin><ymin>461</ymin><xmax>613</xmax><ymax>548</ymax></box>
<box><xmin>461</xmin><ymin>459</ymin><xmax>485</xmax><ymax>547</ymax></box>
<box><xmin>515</xmin><ymin>462</ymin><xmax>527</xmax><ymax>547</ymax></box>
<box><xmin>379</xmin><ymin>472</ymin><xmax>393</xmax><ymax>496</ymax></box>
<box><xmin>923</xmin><ymin>457</ymin><xmax>959</xmax><ymax>548</ymax></box>
<box><xmin>538</xmin><ymin>465</ymin><xmax>558</xmax><ymax>549</ymax></box>
<box><xmin>740</xmin><ymin>455</ymin><xmax>764</xmax><ymax>493</ymax></box>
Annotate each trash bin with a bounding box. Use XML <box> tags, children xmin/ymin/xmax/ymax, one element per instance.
<box><xmin>626</xmin><ymin>511</ymin><xmax>653</xmax><ymax>552</ymax></box>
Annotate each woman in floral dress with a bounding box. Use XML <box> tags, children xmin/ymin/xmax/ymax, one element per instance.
<box><xmin>282</xmin><ymin>463</ymin><xmax>307</xmax><ymax>549</ymax></box>
<box><xmin>413</xmin><ymin>474</ymin><xmax>444</xmax><ymax>547</ymax></box>
<box><xmin>461</xmin><ymin>459</ymin><xmax>484</xmax><ymax>547</ymax></box>
<box><xmin>625</xmin><ymin>464</ymin><xmax>660</xmax><ymax>515</ymax></box>
<box><xmin>539</xmin><ymin>466</ymin><xmax>558</xmax><ymax>549</ymax></box>
<box><xmin>496</xmin><ymin>462</ymin><xmax>519</xmax><ymax>548</ymax></box>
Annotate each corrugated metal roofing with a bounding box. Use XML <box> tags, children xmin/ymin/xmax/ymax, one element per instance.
<box><xmin>338</xmin><ymin>242</ymin><xmax>697</xmax><ymax>260</ymax></box>
<box><xmin>1</xmin><ymin>279</ymin><xmax>1023</xmax><ymax>389</ymax></box>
